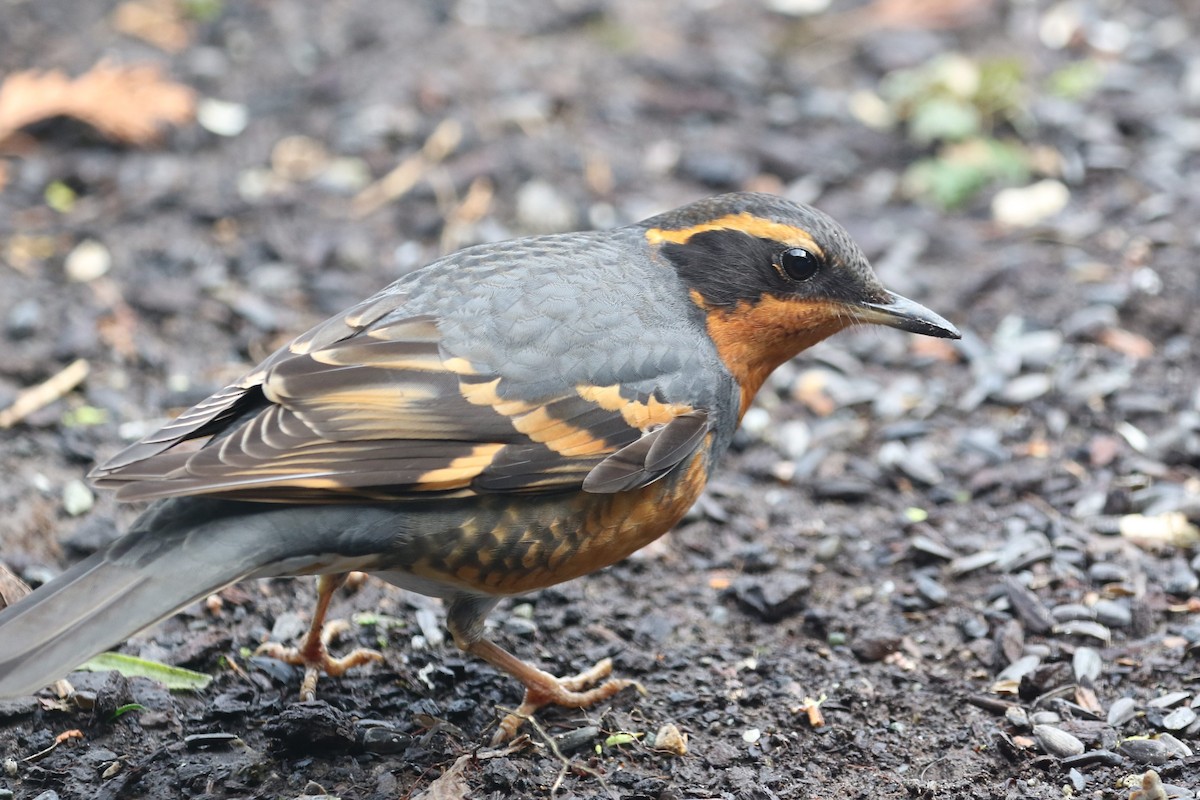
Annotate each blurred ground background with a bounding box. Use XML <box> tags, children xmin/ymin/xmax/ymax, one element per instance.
<box><xmin>1</xmin><ymin>0</ymin><xmax>1199</xmax><ymax>798</ymax></box>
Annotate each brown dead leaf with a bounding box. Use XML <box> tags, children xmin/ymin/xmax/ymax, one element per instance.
<box><xmin>111</xmin><ymin>0</ymin><xmax>192</xmax><ymax>53</ymax></box>
<box><xmin>0</xmin><ymin>61</ymin><xmax>195</xmax><ymax>146</ymax></box>
<box><xmin>414</xmin><ymin>754</ymin><xmax>472</xmax><ymax>800</ymax></box>
<box><xmin>0</xmin><ymin>563</ymin><xmax>32</xmax><ymax>610</ymax></box>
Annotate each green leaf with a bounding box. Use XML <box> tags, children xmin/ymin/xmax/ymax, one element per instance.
<box><xmin>603</xmin><ymin>732</ymin><xmax>642</xmax><ymax>748</ymax></box>
<box><xmin>78</xmin><ymin>653</ymin><xmax>213</xmax><ymax>691</ymax></box>
<box><xmin>904</xmin><ymin>138</ymin><xmax>1029</xmax><ymax>208</ymax></box>
<box><xmin>45</xmin><ymin>181</ymin><xmax>77</xmax><ymax>213</ymax></box>
<box><xmin>909</xmin><ymin>97</ymin><xmax>981</xmax><ymax>143</ymax></box>
<box><xmin>61</xmin><ymin>405</ymin><xmax>109</xmax><ymax>428</ymax></box>
<box><xmin>976</xmin><ymin>58</ymin><xmax>1026</xmax><ymax>118</ymax></box>
<box><xmin>109</xmin><ymin>703</ymin><xmax>146</xmax><ymax>721</ymax></box>
<box><xmin>1046</xmin><ymin>60</ymin><xmax>1104</xmax><ymax>100</ymax></box>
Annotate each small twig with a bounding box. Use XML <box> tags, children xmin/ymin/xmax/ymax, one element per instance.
<box><xmin>23</xmin><ymin>729</ymin><xmax>83</xmax><ymax>762</ymax></box>
<box><xmin>495</xmin><ymin>706</ymin><xmax>616</xmax><ymax>799</ymax></box>
<box><xmin>0</xmin><ymin>358</ymin><xmax>89</xmax><ymax>428</ymax></box>
<box><xmin>352</xmin><ymin>119</ymin><xmax>462</xmax><ymax>216</ymax></box>
<box><xmin>222</xmin><ymin>653</ymin><xmax>254</xmax><ymax>687</ymax></box>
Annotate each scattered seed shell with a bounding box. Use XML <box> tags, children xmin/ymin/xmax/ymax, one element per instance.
<box><xmin>1005</xmin><ymin>706</ymin><xmax>1030</xmax><ymax>729</ymax></box>
<box><xmin>1119</xmin><ymin>737</ymin><xmax>1171</xmax><ymax>765</ymax></box>
<box><xmin>1051</xmin><ymin>620</ymin><xmax>1112</xmax><ymax>643</ymax></box>
<box><xmin>997</xmin><ymin>654</ymin><xmax>1041</xmax><ymax>683</ymax></box>
<box><xmin>1091</xmin><ymin>599</ymin><xmax>1131</xmax><ymax>628</ymax></box>
<box><xmin>1033</xmin><ymin>724</ymin><xmax>1085</xmax><ymax>757</ymax></box>
<box><xmin>1003</xmin><ymin>577</ymin><xmax>1055</xmax><ymax>634</ymax></box>
<box><xmin>1160</xmin><ymin>706</ymin><xmax>1196</xmax><ymax>731</ymax></box>
<box><xmin>1029</xmin><ymin>711</ymin><xmax>1062</xmax><ymax>726</ymax></box>
<box><xmin>1108</xmin><ymin>697</ymin><xmax>1138</xmax><ymax>727</ymax></box>
<box><xmin>1072</xmin><ymin>647</ymin><xmax>1102</xmax><ymax>683</ymax></box>
<box><xmin>654</xmin><ymin>723</ymin><xmax>688</xmax><ymax>755</ymax></box>
<box><xmin>1052</xmin><ymin>604</ymin><xmax>1096</xmax><ymax>622</ymax></box>
<box><xmin>1062</xmin><ymin>749</ymin><xmax>1124</xmax><ymax>768</ymax></box>
<box><xmin>1147</xmin><ymin>691</ymin><xmax>1190</xmax><ymax>709</ymax></box>
<box><xmin>1155</xmin><ymin>732</ymin><xmax>1193</xmax><ymax>758</ymax></box>
<box><xmin>948</xmin><ymin>550</ymin><xmax>998</xmax><ymax>576</ymax></box>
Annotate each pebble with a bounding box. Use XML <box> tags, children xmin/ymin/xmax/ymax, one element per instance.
<box><xmin>992</xmin><ymin>180</ymin><xmax>1070</xmax><ymax>228</ymax></box>
<box><xmin>732</xmin><ymin>574</ymin><xmax>810</xmax><ymax>622</ymax></box>
<box><xmin>62</xmin><ymin>479</ymin><xmax>94</xmax><ymax>517</ymax></box>
<box><xmin>515</xmin><ymin>180</ymin><xmax>576</xmax><ymax>234</ymax></box>
<box><xmin>197</xmin><ymin>98</ymin><xmax>249</xmax><ymax>137</ymax></box>
<box><xmin>1092</xmin><ymin>599</ymin><xmax>1131</xmax><ymax>627</ymax></box>
<box><xmin>5</xmin><ymin>298</ymin><xmax>43</xmax><ymax>339</ymax></box>
<box><xmin>64</xmin><ymin>239</ymin><xmax>112</xmax><ymax>282</ymax></box>
<box><xmin>1163</xmin><ymin>558</ymin><xmax>1199</xmax><ymax>595</ymax></box>
<box><xmin>913</xmin><ymin>573</ymin><xmax>949</xmax><ymax>606</ymax></box>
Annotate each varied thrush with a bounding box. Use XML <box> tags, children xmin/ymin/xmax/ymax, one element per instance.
<box><xmin>0</xmin><ymin>192</ymin><xmax>959</xmax><ymax>742</ymax></box>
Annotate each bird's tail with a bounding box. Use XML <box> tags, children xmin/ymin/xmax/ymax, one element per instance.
<box><xmin>0</xmin><ymin>497</ymin><xmax>382</xmax><ymax>698</ymax></box>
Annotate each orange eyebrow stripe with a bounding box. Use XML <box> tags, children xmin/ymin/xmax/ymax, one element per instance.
<box><xmin>645</xmin><ymin>212</ymin><xmax>823</xmax><ymax>257</ymax></box>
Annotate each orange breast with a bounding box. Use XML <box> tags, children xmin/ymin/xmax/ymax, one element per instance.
<box><xmin>408</xmin><ymin>444</ymin><xmax>712</xmax><ymax>596</ymax></box>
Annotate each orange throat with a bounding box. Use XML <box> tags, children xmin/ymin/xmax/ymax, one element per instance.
<box><xmin>700</xmin><ymin>293</ymin><xmax>853</xmax><ymax>418</ymax></box>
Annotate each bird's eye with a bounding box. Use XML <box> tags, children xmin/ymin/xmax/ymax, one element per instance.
<box><xmin>779</xmin><ymin>248</ymin><xmax>820</xmax><ymax>282</ymax></box>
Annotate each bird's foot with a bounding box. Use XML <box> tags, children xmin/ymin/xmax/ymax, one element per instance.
<box><xmin>493</xmin><ymin>657</ymin><xmax>638</xmax><ymax>744</ymax></box>
<box><xmin>256</xmin><ymin>618</ymin><xmax>383</xmax><ymax>700</ymax></box>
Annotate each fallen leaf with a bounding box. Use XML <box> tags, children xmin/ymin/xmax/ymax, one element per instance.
<box><xmin>0</xmin><ymin>563</ymin><xmax>32</xmax><ymax>610</ymax></box>
<box><xmin>111</xmin><ymin>0</ymin><xmax>192</xmax><ymax>53</ymax></box>
<box><xmin>77</xmin><ymin>652</ymin><xmax>212</xmax><ymax>691</ymax></box>
<box><xmin>0</xmin><ymin>61</ymin><xmax>195</xmax><ymax>146</ymax></box>
<box><xmin>414</xmin><ymin>753</ymin><xmax>472</xmax><ymax>800</ymax></box>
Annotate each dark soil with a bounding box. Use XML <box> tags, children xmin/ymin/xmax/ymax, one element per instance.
<box><xmin>2</xmin><ymin>1</ymin><xmax>1199</xmax><ymax>798</ymax></box>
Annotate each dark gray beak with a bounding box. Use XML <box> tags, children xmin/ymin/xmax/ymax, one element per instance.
<box><xmin>856</xmin><ymin>291</ymin><xmax>961</xmax><ymax>339</ymax></box>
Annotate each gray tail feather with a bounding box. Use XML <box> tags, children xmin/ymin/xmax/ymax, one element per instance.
<box><xmin>0</xmin><ymin>498</ymin><xmax>332</xmax><ymax>698</ymax></box>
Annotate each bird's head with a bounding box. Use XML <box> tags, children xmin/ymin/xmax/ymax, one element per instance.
<box><xmin>643</xmin><ymin>192</ymin><xmax>960</xmax><ymax>414</ymax></box>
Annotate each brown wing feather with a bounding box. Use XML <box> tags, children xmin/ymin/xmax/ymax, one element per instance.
<box><xmin>92</xmin><ymin>303</ymin><xmax>705</xmax><ymax>504</ymax></box>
